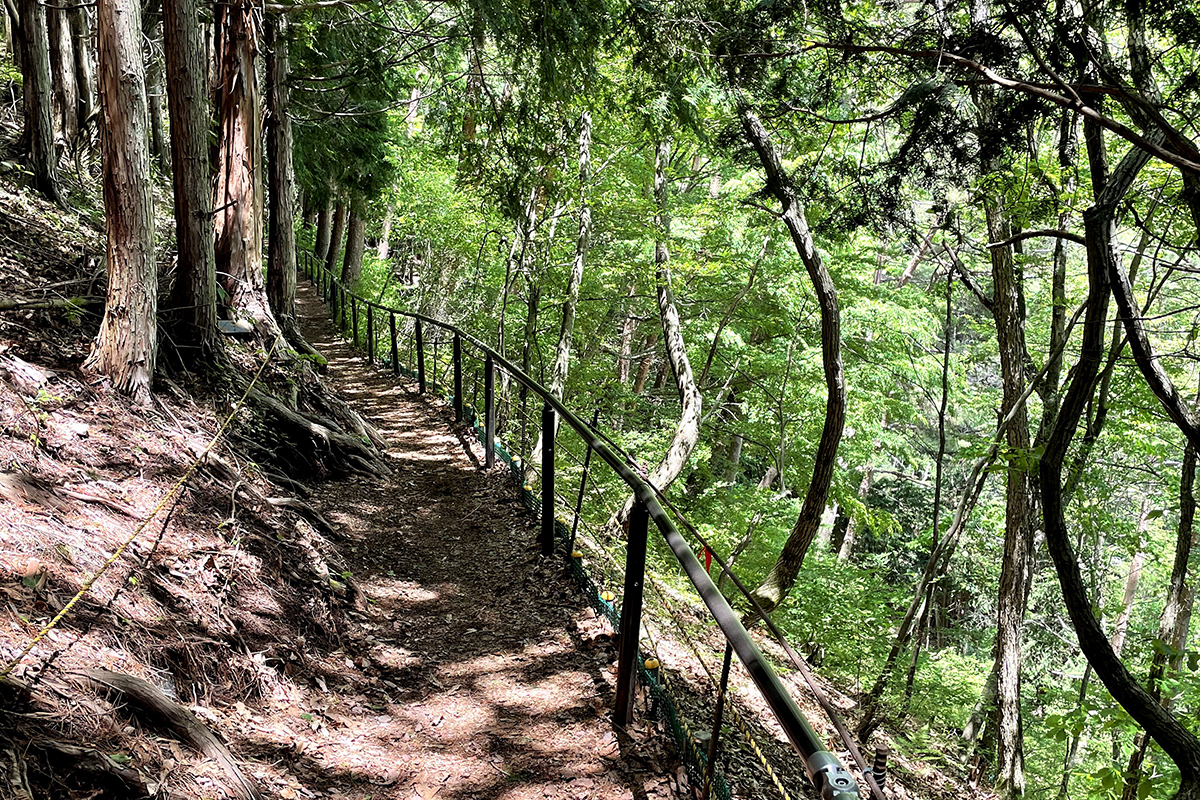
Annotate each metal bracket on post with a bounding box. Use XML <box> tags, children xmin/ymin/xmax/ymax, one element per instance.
<box><xmin>484</xmin><ymin>353</ymin><xmax>495</xmax><ymax>469</ymax></box>
<box><xmin>614</xmin><ymin>498</ymin><xmax>649</xmax><ymax>726</ymax></box>
<box><xmin>453</xmin><ymin>334</ymin><xmax>463</xmax><ymax>422</ymax></box>
<box><xmin>540</xmin><ymin>402</ymin><xmax>555</xmax><ymax>556</ymax></box>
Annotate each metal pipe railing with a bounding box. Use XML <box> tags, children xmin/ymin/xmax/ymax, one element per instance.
<box><xmin>303</xmin><ymin>256</ymin><xmax>863</xmax><ymax>800</ymax></box>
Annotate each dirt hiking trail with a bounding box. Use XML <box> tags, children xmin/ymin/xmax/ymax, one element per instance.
<box><xmin>279</xmin><ymin>282</ymin><xmax>680</xmax><ymax>800</ymax></box>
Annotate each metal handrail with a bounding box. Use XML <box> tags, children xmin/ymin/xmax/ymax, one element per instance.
<box><xmin>304</xmin><ymin>256</ymin><xmax>864</xmax><ymax>800</ymax></box>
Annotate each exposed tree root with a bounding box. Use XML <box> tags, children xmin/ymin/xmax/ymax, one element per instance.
<box><xmin>71</xmin><ymin>668</ymin><xmax>262</xmax><ymax>800</ymax></box>
<box><xmin>246</xmin><ymin>386</ymin><xmax>387</xmax><ymax>478</ymax></box>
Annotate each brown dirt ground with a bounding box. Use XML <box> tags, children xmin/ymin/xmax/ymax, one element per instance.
<box><xmin>278</xmin><ymin>282</ymin><xmax>684</xmax><ymax>800</ymax></box>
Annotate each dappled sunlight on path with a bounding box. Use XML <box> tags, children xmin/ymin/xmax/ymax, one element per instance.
<box><xmin>254</xmin><ymin>283</ymin><xmax>681</xmax><ymax>800</ymax></box>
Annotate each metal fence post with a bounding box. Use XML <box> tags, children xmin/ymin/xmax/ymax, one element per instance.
<box><xmin>366</xmin><ymin>306</ymin><xmax>374</xmax><ymax>363</ymax></box>
<box><xmin>415</xmin><ymin>319</ymin><xmax>426</xmax><ymax>393</ymax></box>
<box><xmin>453</xmin><ymin>334</ymin><xmax>463</xmax><ymax>422</ymax></box>
<box><xmin>339</xmin><ymin>285</ymin><xmax>346</xmax><ymax>330</ymax></box>
<box><xmin>352</xmin><ymin>297</ymin><xmax>359</xmax><ymax>346</ymax></box>
<box><xmin>540</xmin><ymin>402</ymin><xmax>555</xmax><ymax>556</ymax></box>
<box><xmin>484</xmin><ymin>353</ymin><xmax>495</xmax><ymax>469</ymax></box>
<box><xmin>615</xmin><ymin>498</ymin><xmax>649</xmax><ymax>725</ymax></box>
<box><xmin>389</xmin><ymin>313</ymin><xmax>399</xmax><ymax>376</ymax></box>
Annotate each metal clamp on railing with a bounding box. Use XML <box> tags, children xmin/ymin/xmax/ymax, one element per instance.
<box><xmin>808</xmin><ymin>752</ymin><xmax>861</xmax><ymax>800</ymax></box>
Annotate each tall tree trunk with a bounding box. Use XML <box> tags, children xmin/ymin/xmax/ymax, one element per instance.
<box><xmin>162</xmin><ymin>0</ymin><xmax>217</xmax><ymax>362</ymax></box>
<box><xmin>1040</xmin><ymin>123</ymin><xmax>1200</xmax><ymax>799</ymax></box>
<box><xmin>617</xmin><ymin>280</ymin><xmax>636</xmax><ymax>384</ymax></box>
<box><xmin>84</xmin><ymin>0</ymin><xmax>154</xmax><ymax>403</ymax></box>
<box><xmin>214</xmin><ymin>0</ymin><xmax>276</xmax><ymax>336</ymax></box>
<box><xmin>618</xmin><ymin>138</ymin><xmax>701</xmax><ymax>521</ymax></box>
<box><xmin>740</xmin><ymin>108</ymin><xmax>844</xmax><ymax>616</ymax></box>
<box><xmin>68</xmin><ymin>5</ymin><xmax>94</xmax><ymax>138</ymax></box>
<box><xmin>46</xmin><ymin>0</ymin><xmax>76</xmax><ymax>145</ymax></box>
<box><xmin>341</xmin><ymin>201</ymin><xmax>365</xmax><ymax>284</ymax></box>
<box><xmin>987</xmin><ymin>180</ymin><xmax>1034</xmax><ymax>800</ymax></box>
<box><xmin>146</xmin><ymin>20</ymin><xmax>167</xmax><ymax>170</ymax></box>
<box><xmin>265</xmin><ymin>12</ymin><xmax>299</xmax><ymax>341</ymax></box>
<box><xmin>526</xmin><ymin>111</ymin><xmax>592</xmax><ymax>478</ymax></box>
<box><xmin>325</xmin><ymin>197</ymin><xmax>346</xmax><ymax>276</ymax></box>
<box><xmin>18</xmin><ymin>0</ymin><xmax>59</xmax><ymax>203</ymax></box>
<box><xmin>314</xmin><ymin>194</ymin><xmax>332</xmax><ymax>261</ymax></box>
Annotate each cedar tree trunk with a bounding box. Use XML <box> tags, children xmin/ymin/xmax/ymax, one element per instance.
<box><xmin>84</xmin><ymin>0</ymin><xmax>155</xmax><ymax>403</ymax></box>
<box><xmin>162</xmin><ymin>0</ymin><xmax>217</xmax><ymax>361</ymax></box>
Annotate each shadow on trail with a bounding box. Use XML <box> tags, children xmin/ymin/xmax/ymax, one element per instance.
<box><xmin>262</xmin><ymin>283</ymin><xmax>676</xmax><ymax>799</ymax></box>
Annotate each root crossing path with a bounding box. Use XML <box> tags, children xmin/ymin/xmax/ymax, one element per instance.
<box><xmin>284</xmin><ymin>282</ymin><xmax>680</xmax><ymax>800</ymax></box>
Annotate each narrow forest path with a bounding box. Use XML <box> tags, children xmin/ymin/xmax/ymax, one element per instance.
<box><xmin>277</xmin><ymin>282</ymin><xmax>679</xmax><ymax>800</ymax></box>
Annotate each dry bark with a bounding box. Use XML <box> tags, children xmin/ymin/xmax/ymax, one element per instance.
<box><xmin>214</xmin><ymin>0</ymin><xmax>278</xmax><ymax>338</ymax></box>
<box><xmin>83</xmin><ymin>0</ymin><xmax>155</xmax><ymax>404</ymax></box>
<box><xmin>17</xmin><ymin>0</ymin><xmax>59</xmax><ymax>204</ymax></box>
<box><xmin>163</xmin><ymin>0</ymin><xmax>218</xmax><ymax>361</ymax></box>
<box><xmin>74</xmin><ymin>669</ymin><xmax>261</xmax><ymax>800</ymax></box>
<box><xmin>266</xmin><ymin>13</ymin><xmax>300</xmax><ymax>341</ymax></box>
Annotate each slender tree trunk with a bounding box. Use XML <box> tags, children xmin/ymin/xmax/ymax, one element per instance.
<box><xmin>1122</xmin><ymin>441</ymin><xmax>1199</xmax><ymax>800</ymax></box>
<box><xmin>314</xmin><ymin>194</ymin><xmax>332</xmax><ymax>260</ymax></box>
<box><xmin>377</xmin><ymin>209</ymin><xmax>392</xmax><ymax>260</ymax></box>
<box><xmin>838</xmin><ymin>465</ymin><xmax>872</xmax><ymax>563</ymax></box>
<box><xmin>740</xmin><ymin>108</ymin><xmax>844</xmax><ymax>615</ymax></box>
<box><xmin>1040</xmin><ymin>122</ymin><xmax>1200</xmax><ymax>799</ymax></box>
<box><xmin>617</xmin><ymin>280</ymin><xmax>636</xmax><ymax>384</ymax></box>
<box><xmin>162</xmin><ymin>0</ymin><xmax>217</xmax><ymax>361</ymax></box>
<box><xmin>265</xmin><ymin>12</ymin><xmax>299</xmax><ymax>340</ymax></box>
<box><xmin>84</xmin><ymin>0</ymin><xmax>154</xmax><ymax>403</ymax></box>
<box><xmin>325</xmin><ymin>197</ymin><xmax>346</xmax><ymax>275</ymax></box>
<box><xmin>46</xmin><ymin>0</ymin><xmax>76</xmax><ymax>145</ymax></box>
<box><xmin>618</xmin><ymin>139</ymin><xmax>701</xmax><ymax>521</ymax></box>
<box><xmin>146</xmin><ymin>20</ymin><xmax>167</xmax><ymax>170</ymax></box>
<box><xmin>68</xmin><ymin>5</ymin><xmax>94</xmax><ymax>138</ymax></box>
<box><xmin>988</xmin><ymin>189</ymin><xmax>1034</xmax><ymax>800</ymax></box>
<box><xmin>18</xmin><ymin>0</ymin><xmax>59</xmax><ymax>203</ymax></box>
<box><xmin>526</xmin><ymin>112</ymin><xmax>592</xmax><ymax>479</ymax></box>
<box><xmin>341</xmin><ymin>201</ymin><xmax>365</xmax><ymax>284</ymax></box>
<box><xmin>214</xmin><ymin>0</ymin><xmax>276</xmax><ymax>336</ymax></box>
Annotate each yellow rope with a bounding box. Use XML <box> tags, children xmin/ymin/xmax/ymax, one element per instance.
<box><xmin>0</xmin><ymin>334</ymin><xmax>283</xmax><ymax>679</ymax></box>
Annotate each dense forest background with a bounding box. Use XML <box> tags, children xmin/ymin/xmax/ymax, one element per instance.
<box><xmin>7</xmin><ymin>0</ymin><xmax>1200</xmax><ymax>796</ymax></box>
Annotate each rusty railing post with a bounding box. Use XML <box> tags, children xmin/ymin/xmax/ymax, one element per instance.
<box><xmin>351</xmin><ymin>296</ymin><xmax>359</xmax><ymax>347</ymax></box>
<box><xmin>453</xmin><ymin>334</ymin><xmax>463</xmax><ymax>422</ymax></box>
<box><xmin>484</xmin><ymin>353</ymin><xmax>495</xmax><ymax>469</ymax></box>
<box><xmin>614</xmin><ymin>498</ymin><xmax>649</xmax><ymax>725</ymax></box>
<box><xmin>415</xmin><ymin>319</ymin><xmax>426</xmax><ymax>393</ymax></box>
<box><xmin>389</xmin><ymin>312</ymin><xmax>399</xmax><ymax>376</ymax></box>
<box><xmin>540</xmin><ymin>402</ymin><xmax>555</xmax><ymax>556</ymax></box>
